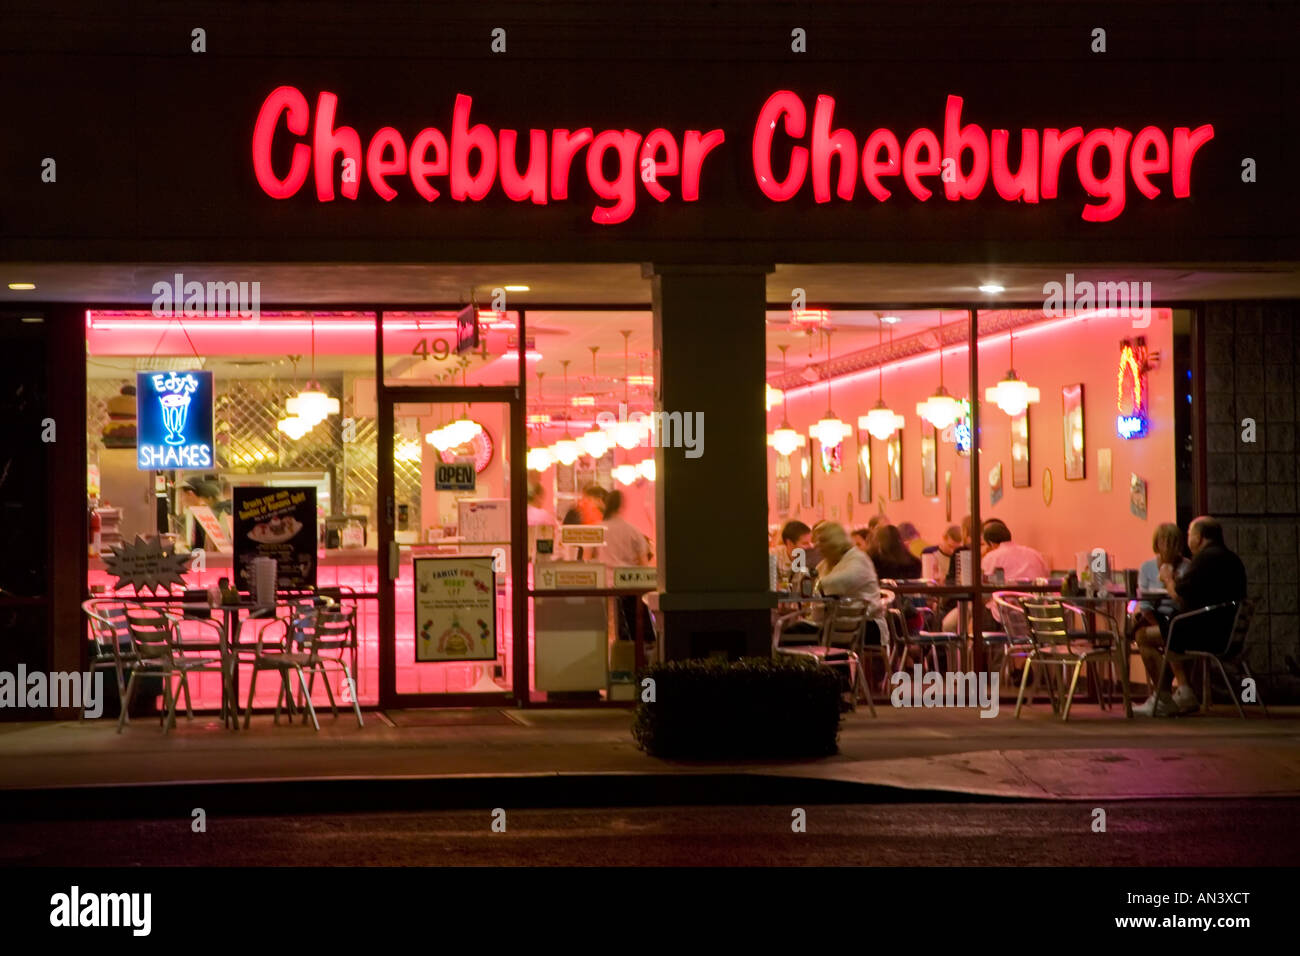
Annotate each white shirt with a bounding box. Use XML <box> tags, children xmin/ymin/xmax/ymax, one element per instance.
<box><xmin>601</xmin><ymin>515</ymin><xmax>649</xmax><ymax>566</ymax></box>
<box><xmin>815</xmin><ymin>547</ymin><xmax>889</xmax><ymax>640</ymax></box>
<box><xmin>982</xmin><ymin>541</ymin><xmax>1050</xmax><ymax>582</ymax></box>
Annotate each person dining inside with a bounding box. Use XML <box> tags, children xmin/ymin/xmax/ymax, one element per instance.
<box><xmin>771</xmin><ymin>519</ymin><xmax>812</xmax><ymax>587</ymax></box>
<box><xmin>812</xmin><ymin>522</ymin><xmax>889</xmax><ymax>647</ymax></box>
<box><xmin>867</xmin><ymin>523</ymin><xmax>922</xmax><ymax>580</ymax></box>
<box><xmin>980</xmin><ymin>519</ymin><xmax>1049</xmax><ymax>582</ymax></box>
<box><xmin>1135</xmin><ymin>515</ymin><xmax>1247</xmax><ymax>717</ymax></box>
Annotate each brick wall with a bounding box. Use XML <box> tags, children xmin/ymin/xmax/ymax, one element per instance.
<box><xmin>1204</xmin><ymin>302</ymin><xmax>1300</xmax><ymax>704</ymax></box>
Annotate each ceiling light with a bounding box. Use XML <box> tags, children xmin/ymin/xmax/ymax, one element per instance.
<box><xmin>917</xmin><ymin>387</ymin><xmax>961</xmax><ymax>429</ymax></box>
<box><xmin>984</xmin><ymin>330</ymin><xmax>1040</xmax><ymax>416</ymax></box>
<box><xmin>285</xmin><ymin>384</ymin><xmax>340</xmax><ymax>426</ymax></box>
<box><xmin>978</xmin><ymin>283</ymin><xmax>1005</xmax><ymax>294</ymax></box>
<box><xmin>20</xmin><ymin>316</ymin><xmax>43</xmax><ymax>324</ymax></box>
<box><xmin>503</xmin><ymin>285</ymin><xmax>529</xmax><ymax>292</ymax></box>
<box><xmin>277</xmin><ymin>416</ymin><xmax>311</xmax><ymax>440</ymax></box>
<box><xmin>526</xmin><ymin>447</ymin><xmax>553</xmax><ymax>471</ymax></box>
<box><xmin>880</xmin><ymin>315</ymin><xmax>901</xmax><ymax>325</ymax></box>
<box><xmin>636</xmin><ymin>458</ymin><xmax>656</xmax><ymax>481</ymax></box>
<box><xmin>765</xmin><ymin>383</ymin><xmax>784</xmax><ymax>411</ymax></box>
<box><xmin>578</xmin><ymin>429</ymin><xmax>611</xmax><ymax>458</ymax></box>
<box><xmin>551</xmin><ymin>438</ymin><xmax>580</xmax><ymax>466</ymax></box>
<box><xmin>612</xmin><ymin>463</ymin><xmax>639</xmax><ymax>486</ymax></box>
<box><xmin>810</xmin><ymin>415</ymin><xmax>853</xmax><ymax>445</ymax></box>
<box><xmin>860</xmin><ymin>402</ymin><xmax>905</xmax><ymax>441</ymax></box>
<box><xmin>7</xmin><ymin>282</ymin><xmax>35</xmax><ymax>291</ymax></box>
<box><xmin>767</xmin><ymin>426</ymin><xmax>802</xmax><ymax>457</ymax></box>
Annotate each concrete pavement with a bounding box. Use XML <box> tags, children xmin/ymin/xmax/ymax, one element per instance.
<box><xmin>1</xmin><ymin>703</ymin><xmax>1296</xmax><ymax>806</ymax></box>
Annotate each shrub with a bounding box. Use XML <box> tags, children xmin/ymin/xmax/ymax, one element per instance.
<box><xmin>632</xmin><ymin>656</ymin><xmax>842</xmax><ymax>759</ymax></box>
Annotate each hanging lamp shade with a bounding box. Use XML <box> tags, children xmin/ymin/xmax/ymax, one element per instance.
<box><xmin>285</xmin><ymin>383</ymin><xmax>339</xmax><ymax>426</ymax></box>
<box><xmin>551</xmin><ymin>437</ymin><xmax>581</xmax><ymax>466</ymax></box>
<box><xmin>636</xmin><ymin>458</ymin><xmax>656</xmax><ymax>481</ymax></box>
<box><xmin>277</xmin><ymin>416</ymin><xmax>311</xmax><ymax>440</ymax></box>
<box><xmin>917</xmin><ymin>386</ymin><xmax>961</xmax><ymax>429</ymax></box>
<box><xmin>612</xmin><ymin>463</ymin><xmax>638</xmax><ymax>486</ymax></box>
<box><xmin>767</xmin><ymin>424</ymin><xmax>802</xmax><ymax>456</ymax></box>
<box><xmin>985</xmin><ymin>370</ymin><xmax>1041</xmax><ymax>417</ymax></box>
<box><xmin>859</xmin><ymin>401</ymin><xmax>905</xmax><ymax>441</ymax></box>
<box><xmin>612</xmin><ymin>418</ymin><xmax>646</xmax><ymax>449</ymax></box>
<box><xmin>578</xmin><ymin>428</ymin><xmax>611</xmax><ymax>458</ymax></box>
<box><xmin>526</xmin><ymin>446</ymin><xmax>553</xmax><ymax>472</ymax></box>
<box><xmin>810</xmin><ymin>413</ymin><xmax>852</xmax><ymax>445</ymax></box>
<box><xmin>425</xmin><ymin>427</ymin><xmax>455</xmax><ymax>452</ymax></box>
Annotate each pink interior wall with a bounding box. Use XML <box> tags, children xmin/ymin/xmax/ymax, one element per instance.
<box><xmin>769</xmin><ymin>310</ymin><xmax>1177</xmax><ymax>570</ymax></box>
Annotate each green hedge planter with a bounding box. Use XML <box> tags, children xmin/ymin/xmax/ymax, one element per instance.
<box><xmin>632</xmin><ymin>656</ymin><xmax>843</xmax><ymax>759</ymax></box>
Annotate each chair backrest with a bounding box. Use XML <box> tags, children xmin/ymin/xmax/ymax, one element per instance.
<box><xmin>1021</xmin><ymin>597</ymin><xmax>1070</xmax><ymax>647</ymax></box>
<box><xmin>83</xmin><ymin>599</ymin><xmax>134</xmax><ymax>659</ymax></box>
<box><xmin>123</xmin><ymin>606</ymin><xmax>176</xmax><ymax>658</ymax></box>
<box><xmin>1223</xmin><ymin>600</ymin><xmax>1254</xmax><ymax>660</ymax></box>
<box><xmin>304</xmin><ymin>607</ymin><xmax>355</xmax><ymax>651</ymax></box>
<box><xmin>822</xmin><ymin>598</ymin><xmax>868</xmax><ymax>649</ymax></box>
<box><xmin>991</xmin><ymin>591</ymin><xmax>1033</xmax><ymax>641</ymax></box>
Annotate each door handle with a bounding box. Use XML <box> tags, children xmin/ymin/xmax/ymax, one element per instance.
<box><xmin>388</xmin><ymin>540</ymin><xmax>400</xmax><ymax>581</ymax></box>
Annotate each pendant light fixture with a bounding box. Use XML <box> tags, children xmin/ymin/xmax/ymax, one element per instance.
<box><xmin>286</xmin><ymin>317</ymin><xmax>340</xmax><ymax>426</ymax></box>
<box><xmin>859</xmin><ymin>318</ymin><xmax>905</xmax><ymax>440</ymax></box>
<box><xmin>550</xmin><ymin>359</ymin><xmax>580</xmax><ymax>466</ymax></box>
<box><xmin>277</xmin><ymin>355</ymin><xmax>312</xmax><ymax>439</ymax></box>
<box><xmin>985</xmin><ymin>327</ymin><xmax>1041</xmax><ymax>416</ymax></box>
<box><xmin>612</xmin><ymin>463</ymin><xmax>638</xmax><ymax>486</ymax></box>
<box><xmin>767</xmin><ymin>344</ymin><xmax>803</xmax><ymax>456</ymax></box>
<box><xmin>443</xmin><ymin>364</ymin><xmax>483</xmax><ymax>447</ymax></box>
<box><xmin>916</xmin><ymin>315</ymin><xmax>961</xmax><ymax>429</ymax></box>
<box><xmin>527</xmin><ymin>370</ymin><xmax>554</xmax><ymax>471</ymax></box>
<box><xmin>807</xmin><ymin>330</ymin><xmax>852</xmax><ymax>445</ymax></box>
<box><xmin>578</xmin><ymin>346</ymin><xmax>612</xmax><ymax>458</ymax></box>
<box><xmin>609</xmin><ymin>330</ymin><xmax>648</xmax><ymax>450</ymax></box>
<box><xmin>636</xmin><ymin>458</ymin><xmax>656</xmax><ymax>481</ymax></box>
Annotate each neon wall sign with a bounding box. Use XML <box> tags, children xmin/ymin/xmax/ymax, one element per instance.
<box><xmin>1116</xmin><ymin>338</ymin><xmax>1149</xmax><ymax>439</ymax></box>
<box><xmin>252</xmin><ymin>88</ymin><xmax>1213</xmax><ymax>224</ymax></box>
<box><xmin>136</xmin><ymin>371</ymin><xmax>215</xmax><ymax>470</ymax></box>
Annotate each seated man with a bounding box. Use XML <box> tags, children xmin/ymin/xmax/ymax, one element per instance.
<box><xmin>980</xmin><ymin>519</ymin><xmax>1049</xmax><ymax>583</ymax></box>
<box><xmin>1135</xmin><ymin>515</ymin><xmax>1247</xmax><ymax>717</ymax></box>
<box><xmin>771</xmin><ymin>519</ymin><xmax>811</xmax><ymax>588</ymax></box>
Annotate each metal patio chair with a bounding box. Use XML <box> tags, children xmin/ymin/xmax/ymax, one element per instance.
<box><xmin>243</xmin><ymin>610</ymin><xmax>320</xmax><ymax>731</ymax></box>
<box><xmin>776</xmin><ymin>597</ymin><xmax>875</xmax><ymax>716</ymax></box>
<box><xmin>1016</xmin><ymin>597</ymin><xmax>1130</xmax><ymax>721</ymax></box>
<box><xmin>1153</xmin><ymin>600</ymin><xmax>1267</xmax><ymax>719</ymax></box>
<box><xmin>82</xmin><ymin>598</ymin><xmax>140</xmax><ymax>721</ymax></box>
<box><xmin>294</xmin><ymin>606</ymin><xmax>364</xmax><ymax>727</ymax></box>
<box><xmin>117</xmin><ymin>606</ymin><xmax>234</xmax><ymax>734</ymax></box>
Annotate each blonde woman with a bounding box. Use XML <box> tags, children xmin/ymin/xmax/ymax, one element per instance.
<box><xmin>812</xmin><ymin>522</ymin><xmax>889</xmax><ymax>649</ymax></box>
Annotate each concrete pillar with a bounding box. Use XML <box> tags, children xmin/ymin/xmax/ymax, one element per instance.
<box><xmin>643</xmin><ymin>263</ymin><xmax>773</xmax><ymax>660</ymax></box>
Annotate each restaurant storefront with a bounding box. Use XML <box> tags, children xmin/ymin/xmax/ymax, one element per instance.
<box><xmin>4</xmin><ymin>1</ymin><xmax>1300</xmax><ymax>716</ymax></box>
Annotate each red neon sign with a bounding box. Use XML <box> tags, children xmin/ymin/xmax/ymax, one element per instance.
<box><xmin>253</xmin><ymin>87</ymin><xmax>1213</xmax><ymax>224</ymax></box>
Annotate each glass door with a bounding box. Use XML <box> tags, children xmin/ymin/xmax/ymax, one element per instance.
<box><xmin>377</xmin><ymin>389</ymin><xmax>524</xmax><ymax>707</ymax></box>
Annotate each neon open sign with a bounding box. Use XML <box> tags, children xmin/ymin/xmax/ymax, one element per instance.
<box><xmin>252</xmin><ymin>88</ymin><xmax>1214</xmax><ymax>224</ymax></box>
<box><xmin>136</xmin><ymin>371</ymin><xmax>215</xmax><ymax>470</ymax></box>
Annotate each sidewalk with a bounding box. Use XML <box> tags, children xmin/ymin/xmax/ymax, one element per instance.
<box><xmin>1</xmin><ymin>704</ymin><xmax>1297</xmax><ymax>808</ymax></box>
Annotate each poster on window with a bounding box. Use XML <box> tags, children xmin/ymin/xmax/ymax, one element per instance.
<box><xmin>233</xmin><ymin>486</ymin><xmax>317</xmax><ymax>591</ymax></box>
<box><xmin>414</xmin><ymin>556</ymin><xmax>497</xmax><ymax>662</ymax></box>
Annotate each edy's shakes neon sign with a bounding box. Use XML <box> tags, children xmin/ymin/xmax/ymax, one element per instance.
<box><xmin>252</xmin><ymin>86</ymin><xmax>1213</xmax><ymax>224</ymax></box>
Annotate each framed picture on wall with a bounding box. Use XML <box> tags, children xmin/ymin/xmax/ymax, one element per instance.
<box><xmin>775</xmin><ymin>452</ymin><xmax>791</xmax><ymax>514</ymax></box>
<box><xmin>920</xmin><ymin>421</ymin><xmax>937</xmax><ymax>497</ymax></box>
<box><xmin>1063</xmin><ymin>383</ymin><xmax>1086</xmax><ymax>480</ymax></box>
<box><xmin>857</xmin><ymin>433</ymin><xmax>871</xmax><ymax>504</ymax></box>
<box><xmin>555</xmin><ymin>462</ymin><xmax>576</xmax><ymax>494</ymax></box>
<box><xmin>1011</xmin><ymin>410</ymin><xmax>1030</xmax><ymax>488</ymax></box>
<box><xmin>800</xmin><ymin>435</ymin><xmax>813</xmax><ymax>508</ymax></box>
<box><xmin>887</xmin><ymin>430</ymin><xmax>903</xmax><ymax>501</ymax></box>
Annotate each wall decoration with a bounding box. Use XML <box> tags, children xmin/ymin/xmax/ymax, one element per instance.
<box><xmin>990</xmin><ymin>462</ymin><xmax>1004</xmax><ymax>506</ymax></box>
<box><xmin>555</xmin><ymin>462</ymin><xmax>576</xmax><ymax>494</ymax></box>
<box><xmin>1062</xmin><ymin>383</ymin><xmax>1086</xmax><ymax>480</ymax></box>
<box><xmin>1098</xmin><ymin>448</ymin><xmax>1113</xmax><ymax>492</ymax></box>
<box><xmin>944</xmin><ymin>471</ymin><xmax>952</xmax><ymax>521</ymax></box>
<box><xmin>819</xmin><ymin>437</ymin><xmax>843</xmax><ymax>474</ymax></box>
<box><xmin>941</xmin><ymin>398</ymin><xmax>973</xmax><ymax>456</ymax></box>
<box><xmin>800</xmin><ymin>435</ymin><xmax>813</xmax><ymax>508</ymax></box>
<box><xmin>856</xmin><ymin>433</ymin><xmax>872</xmax><ymax>504</ymax></box>
<box><xmin>845</xmin><ymin>492</ymin><xmax>854</xmax><ymax>523</ymax></box>
<box><xmin>887</xmin><ymin>431</ymin><xmax>903</xmax><ymax>501</ymax></box>
<box><xmin>920</xmin><ymin>421</ymin><xmax>937</xmax><ymax>497</ymax></box>
<box><xmin>775</xmin><ymin>452</ymin><xmax>791</xmax><ymax>514</ymax></box>
<box><xmin>1129</xmin><ymin>473</ymin><xmax>1148</xmax><ymax>519</ymax></box>
<box><xmin>1116</xmin><ymin>337</ymin><xmax>1151</xmax><ymax>439</ymax></box>
<box><xmin>414</xmin><ymin>556</ymin><xmax>496</xmax><ymax>662</ymax></box>
<box><xmin>1042</xmin><ymin>468</ymin><xmax>1054</xmax><ymax>505</ymax></box>
<box><xmin>1010</xmin><ymin>410</ymin><xmax>1030</xmax><ymax>487</ymax></box>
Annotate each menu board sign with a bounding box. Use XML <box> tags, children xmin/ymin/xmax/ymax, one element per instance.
<box><xmin>233</xmin><ymin>486</ymin><xmax>318</xmax><ymax>591</ymax></box>
<box><xmin>414</xmin><ymin>556</ymin><xmax>496</xmax><ymax>662</ymax></box>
